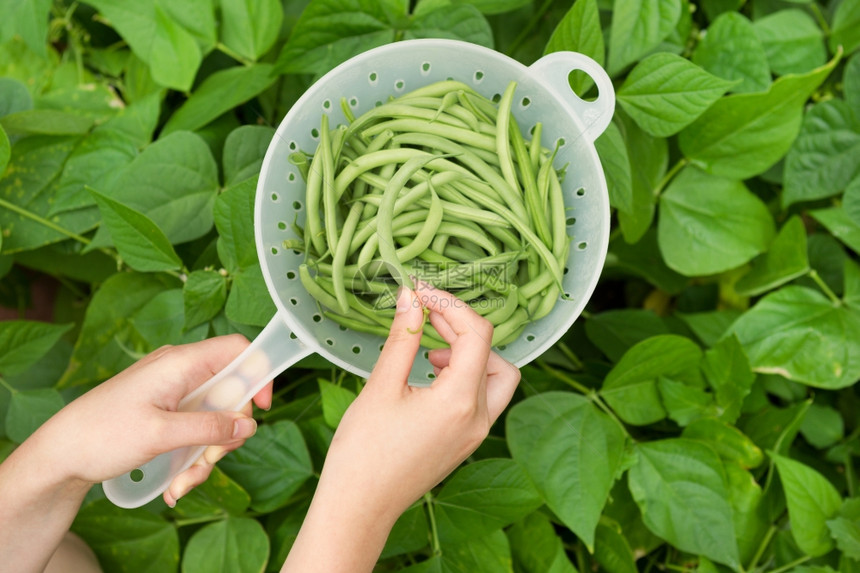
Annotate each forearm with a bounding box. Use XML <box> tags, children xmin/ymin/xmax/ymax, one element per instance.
<box><xmin>281</xmin><ymin>479</ymin><xmax>399</xmax><ymax>572</ymax></box>
<box><xmin>0</xmin><ymin>437</ymin><xmax>91</xmax><ymax>573</ymax></box>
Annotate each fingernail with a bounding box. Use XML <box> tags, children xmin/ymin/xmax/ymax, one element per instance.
<box><xmin>233</xmin><ymin>417</ymin><xmax>257</xmax><ymax>439</ymax></box>
<box><xmin>165</xmin><ymin>493</ymin><xmax>176</xmax><ymax>508</ymax></box>
<box><xmin>396</xmin><ymin>286</ymin><xmax>412</xmax><ymax>314</ymax></box>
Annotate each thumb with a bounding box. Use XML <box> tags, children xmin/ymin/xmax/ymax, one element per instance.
<box><xmin>370</xmin><ymin>287</ymin><xmax>424</xmax><ymax>389</ymax></box>
<box><xmin>159</xmin><ymin>410</ymin><xmax>257</xmax><ymax>451</ymax></box>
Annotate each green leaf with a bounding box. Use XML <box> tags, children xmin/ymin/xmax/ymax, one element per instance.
<box><xmin>609</xmin><ymin>228</ymin><xmax>688</xmax><ymax>294</ymax></box>
<box><xmin>162</xmin><ymin>64</ymin><xmax>277</xmax><ymax>135</ymax></box>
<box><xmin>607</xmin><ymin>0</ymin><xmax>681</xmax><ymax>76</ymax></box>
<box><xmin>827</xmin><ymin>498</ymin><xmax>860</xmax><ymax>561</ymax></box>
<box><xmin>602</xmin><ymin>335</ymin><xmax>702</xmax><ymax>425</ymax></box>
<box><xmin>452</xmin><ymin>0</ymin><xmax>530</xmax><ymax>15</ymax></box>
<box><xmin>220</xmin><ymin>0</ymin><xmax>283</xmax><ymax>61</ymax></box>
<box><xmin>594</xmin><ymin>520</ymin><xmax>637</xmax><ymax>573</ymax></box>
<box><xmin>723</xmin><ymin>462</ymin><xmax>769</xmax><ymax>565</ymax></box>
<box><xmin>753</xmin><ymin>9</ymin><xmax>827</xmax><ymax>75</ymax></box>
<box><xmin>183</xmin><ymin>270</ymin><xmax>228</xmax><ymax>330</ymax></box>
<box><xmin>506</xmin><ymin>392</ymin><xmax>627</xmax><ymax>550</ymax></box>
<box><xmin>595</xmin><ymin>121</ymin><xmax>633</xmax><ymax>215</ymax></box>
<box><xmin>679</xmin><ymin>54</ymin><xmax>839</xmax><ymax>179</ymax></box>
<box><xmin>0</xmin><ymin>321</ymin><xmax>72</xmax><ymax>376</ymax></box>
<box><xmin>381</xmin><ymin>502</ymin><xmax>430</xmax><ymax>558</ymax></box>
<box><xmin>405</xmin><ymin>3</ymin><xmax>493</xmax><ymax>48</ymax></box>
<box><xmin>830</xmin><ymin>0</ymin><xmax>860</xmax><ymax>54</ymax></box>
<box><xmin>0</xmin><ymin>0</ymin><xmax>51</xmax><ymax>57</ymax></box>
<box><xmin>783</xmin><ymin>100</ymin><xmax>860</xmax><ymax>208</ymax></box>
<box><xmin>218</xmin><ymin>420</ymin><xmax>314</xmax><ymax>513</ymax></box>
<box><xmin>150</xmin><ymin>4</ymin><xmax>201</xmax><ymax>91</ymax></box>
<box><xmin>0</xmin><ymin>78</ymin><xmax>32</xmax><ymax>118</ymax></box>
<box><xmin>51</xmin><ymin>95</ymin><xmax>161</xmax><ymax>215</ymax></box>
<box><xmin>544</xmin><ymin>0</ymin><xmax>604</xmax><ymax>95</ymax></box>
<box><xmin>83</xmin><ymin>0</ymin><xmax>210</xmax><ymax>91</ymax></box>
<box><xmin>318</xmin><ymin>379</ymin><xmax>357</xmax><ymax>428</ymax></box>
<box><xmin>846</xmin><ymin>178</ymin><xmax>860</xmax><ymax>227</ymax></box>
<box><xmin>845</xmin><ymin>258</ymin><xmax>860</xmax><ymax>309</ymax></box>
<box><xmin>615</xmin><ymin>112</ymin><xmax>667</xmax><ymax>243</ymax></box>
<box><xmin>168</xmin><ymin>465</ymin><xmax>250</xmax><ymax>519</ymax></box>
<box><xmin>5</xmin><ymin>388</ymin><xmax>65</xmax><ymax>443</ymax></box>
<box><xmin>225</xmin><ymin>263</ymin><xmax>276</xmax><ymax>327</ymax></box>
<box><xmin>215</xmin><ymin>177</ymin><xmax>259</xmax><ymax>273</ymax></box>
<box><xmin>701</xmin><ymin>335</ymin><xmax>754</xmax><ymax>425</ymax></box>
<box><xmin>88</xmin><ymin>187</ymin><xmax>183</xmax><ymax>273</ymax></box>
<box><xmin>736</xmin><ymin>215</ymin><xmax>810</xmax><ymax>297</ymax></box>
<box><xmin>90</xmin><ymin>131</ymin><xmax>219</xmax><ymax>248</ymax></box>
<box><xmin>657</xmin><ymin>376</ymin><xmax>714</xmax><ymax>427</ymax></box>
<box><xmin>0</xmin><ymin>109</ymin><xmax>94</xmax><ymax>136</ymax></box>
<box><xmin>72</xmin><ymin>499</ymin><xmax>180</xmax><ymax>573</ymax></box>
<box><xmin>800</xmin><ymin>403</ymin><xmax>845</xmax><ymax>449</ymax></box>
<box><xmin>585</xmin><ymin>309</ymin><xmax>670</xmax><ymax>362</ymax></box>
<box><xmin>181</xmin><ymin>517</ymin><xmax>269</xmax><ymax>573</ymax></box>
<box><xmin>222</xmin><ymin>125</ymin><xmax>276</xmax><ymax>187</ymax></box>
<box><xmin>0</xmin><ymin>135</ymin><xmax>103</xmax><ymax>253</ymax></box>
<box><xmin>847</xmin><ymin>53</ymin><xmax>860</xmax><ymax>119</ymax></box>
<box><xmin>730</xmin><ymin>285</ymin><xmax>860</xmax><ymax>389</ymax></box>
<box><xmin>434</xmin><ymin>458</ymin><xmax>542</xmax><ymax>545</ymax></box>
<box><xmin>691</xmin><ymin>12</ymin><xmax>770</xmax><ymax>94</ymax></box>
<box><xmin>131</xmin><ymin>289</ymin><xmax>209</xmax><ymax>348</ymax></box>
<box><xmin>507</xmin><ymin>512</ymin><xmax>578</xmax><ymax>573</ymax></box>
<box><xmin>274</xmin><ymin>0</ymin><xmax>407</xmax><ymax>76</ymax></box>
<box><xmin>772</xmin><ymin>452</ymin><xmax>841</xmax><ymax>557</ymax></box>
<box><xmin>400</xmin><ymin>529</ymin><xmax>513</xmax><ymax>573</ymax></box>
<box><xmin>60</xmin><ymin>273</ymin><xmax>177</xmax><ymax>387</ymax></box>
<box><xmin>617</xmin><ymin>53</ymin><xmax>736</xmax><ymax>137</ymax></box>
<box><xmin>658</xmin><ymin>167</ymin><xmax>776</xmax><ymax>276</ymax></box>
<box><xmin>628</xmin><ymin>438</ymin><xmax>740</xmax><ymax>570</ymax></box>
<box><xmin>812</xmin><ymin>207</ymin><xmax>860</xmax><ymax>255</ymax></box>
<box><xmin>682</xmin><ymin>418</ymin><xmax>764</xmax><ymax>469</ymax></box>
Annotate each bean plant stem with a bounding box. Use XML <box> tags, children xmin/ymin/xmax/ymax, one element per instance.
<box><xmin>654</xmin><ymin>158</ymin><xmax>689</xmax><ymax>198</ymax></box>
<box><xmin>424</xmin><ymin>492</ymin><xmax>441</xmax><ymax>556</ymax></box>
<box><xmin>769</xmin><ymin>555</ymin><xmax>812</xmax><ymax>573</ymax></box>
<box><xmin>808</xmin><ymin>269</ymin><xmax>841</xmax><ymax>305</ymax></box>
<box><xmin>746</xmin><ymin>524</ymin><xmax>777</xmax><ymax>572</ymax></box>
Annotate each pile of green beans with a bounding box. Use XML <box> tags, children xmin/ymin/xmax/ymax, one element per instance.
<box><xmin>287</xmin><ymin>79</ymin><xmax>570</xmax><ymax>348</ymax></box>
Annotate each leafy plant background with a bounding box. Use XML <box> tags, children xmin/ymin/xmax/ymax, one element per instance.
<box><xmin>1</xmin><ymin>0</ymin><xmax>859</xmax><ymax>571</ymax></box>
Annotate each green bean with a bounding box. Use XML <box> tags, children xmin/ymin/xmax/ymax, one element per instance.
<box><xmin>529</xmin><ymin>122</ymin><xmax>543</xmax><ymax>174</ymax></box>
<box><xmin>491</xmin><ymin>308</ymin><xmax>529</xmax><ymax>347</ymax></box>
<box><xmin>363</xmin><ymin>118</ymin><xmax>496</xmax><ymax>153</ymax></box>
<box><xmin>511</xmin><ymin>111</ymin><xmax>552</xmax><ymax>247</ymax></box>
<box><xmin>332</xmin><ymin>201</ymin><xmax>364</xmax><ymax>313</ymax></box>
<box><xmin>484</xmin><ymin>285</ymin><xmax>520</xmax><ymax>324</ymax></box>
<box><xmin>300</xmin><ymin>264</ymin><xmax>341</xmax><ymax>311</ymax></box>
<box><xmin>303</xmin><ymin>141</ymin><xmax>326</xmax><ymax>256</ymax></box>
<box><xmin>320</xmin><ymin>115</ymin><xmax>339</xmax><ymax>255</ymax></box>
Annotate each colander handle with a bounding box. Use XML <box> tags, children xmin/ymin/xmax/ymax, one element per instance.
<box><xmin>102</xmin><ymin>315</ymin><xmax>311</xmax><ymax>508</ymax></box>
<box><xmin>528</xmin><ymin>52</ymin><xmax>615</xmax><ymax>143</ymax></box>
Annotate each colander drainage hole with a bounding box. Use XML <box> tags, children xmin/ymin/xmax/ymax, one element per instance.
<box><xmin>289</xmin><ymin>332</ymin><xmax>298</xmax><ymax>340</ymax></box>
<box><xmin>339</xmin><ymin>325</ymin><xmax>347</xmax><ymax>332</ymax></box>
<box><xmin>271</xmin><ymin>247</ymin><xmax>278</xmax><ymax>255</ymax></box>
<box><xmin>421</xmin><ymin>62</ymin><xmax>431</xmax><ymax>73</ymax></box>
<box><xmin>368</xmin><ymin>72</ymin><xmax>378</xmax><ymax>83</ymax></box>
<box><xmin>521</xmin><ymin>97</ymin><xmax>531</xmax><ymax>108</ymax></box>
<box><xmin>394</xmin><ymin>80</ymin><xmax>404</xmax><ymax>91</ymax></box>
<box><xmin>286</xmin><ymin>271</ymin><xmax>296</xmax><ymax>279</ymax></box>
<box><xmin>288</xmin><ymin>172</ymin><xmax>295</xmax><ymax>182</ymax></box>
<box><xmin>323</xmin><ymin>99</ymin><xmax>331</xmax><ymax>110</ymax></box>
<box><xmin>293</xmin><ymin>200</ymin><xmax>302</xmax><ymax>210</ymax></box>
<box><xmin>271</xmin><ymin>193</ymin><xmax>279</xmax><ymax>201</ymax></box>
<box><xmin>288</xmin><ymin>141</ymin><xmax>297</xmax><ymax>150</ymax></box>
<box><xmin>474</xmin><ymin>70</ymin><xmax>484</xmax><ymax>82</ymax></box>
<box><xmin>557</xmin><ymin>137</ymin><xmax>566</xmax><ymax>147</ymax></box>
<box><xmin>564</xmin><ymin>266</ymin><xmax>569</xmax><ymax>275</ymax></box>
<box><xmin>289</xmin><ymin>298</ymin><xmax>298</xmax><ymax>306</ymax></box>
<box><xmin>312</xmin><ymin>314</ymin><xmax>322</xmax><ymax>323</ymax></box>
<box><xmin>427</xmin><ymin>372</ymin><xmax>436</xmax><ymax>380</ymax></box>
<box><xmin>576</xmin><ymin>187</ymin><xmax>585</xmax><ymax>197</ymax></box>
<box><xmin>349</xmin><ymin>97</ymin><xmax>358</xmax><ymax>107</ymax></box>
<box><xmin>130</xmin><ymin>468</ymin><xmax>144</xmax><ymax>482</ymax></box>
<box><xmin>325</xmin><ymin>338</ymin><xmax>334</xmax><ymax>346</ymax></box>
<box><xmin>278</xmin><ymin>221</ymin><xmax>287</xmax><ymax>230</ymax></box>
<box><xmin>525</xmin><ymin>334</ymin><xmax>535</xmax><ymax>342</ymax></box>
<box><xmin>352</xmin><ymin>345</ymin><xmax>361</xmax><ymax>354</ymax></box>
<box><xmin>566</xmin><ymin>217</ymin><xmax>576</xmax><ymax>226</ymax></box>
<box><xmin>578</xmin><ymin>241</ymin><xmax>588</xmax><ymax>250</ymax></box>
<box><xmin>311</xmin><ymin>128</ymin><xmax>319</xmax><ymax>138</ymax></box>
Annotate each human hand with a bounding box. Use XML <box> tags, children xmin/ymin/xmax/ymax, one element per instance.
<box><xmin>282</xmin><ymin>283</ymin><xmax>520</xmax><ymax>572</ymax></box>
<box><xmin>23</xmin><ymin>335</ymin><xmax>272</xmax><ymax>506</ymax></box>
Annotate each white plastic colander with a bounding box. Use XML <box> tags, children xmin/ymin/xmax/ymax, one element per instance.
<box><xmin>104</xmin><ymin>39</ymin><xmax>615</xmax><ymax>508</ymax></box>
